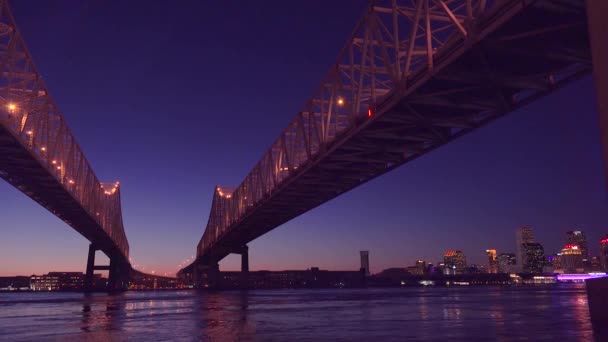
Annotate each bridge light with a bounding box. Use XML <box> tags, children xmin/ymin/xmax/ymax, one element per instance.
<box><xmin>26</xmin><ymin>130</ymin><xmax>33</xmax><ymax>135</ymax></box>
<box><xmin>337</xmin><ymin>97</ymin><xmax>344</xmax><ymax>106</ymax></box>
<box><xmin>40</xmin><ymin>147</ymin><xmax>46</xmax><ymax>152</ymax></box>
<box><xmin>51</xmin><ymin>160</ymin><xmax>57</xmax><ymax>165</ymax></box>
<box><xmin>367</xmin><ymin>108</ymin><xmax>373</xmax><ymax>117</ymax></box>
<box><xmin>7</xmin><ymin>103</ymin><xmax>16</xmax><ymax>111</ymax></box>
<box><xmin>56</xmin><ymin>166</ymin><xmax>61</xmax><ymax>170</ymax></box>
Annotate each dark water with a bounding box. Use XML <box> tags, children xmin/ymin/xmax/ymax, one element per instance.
<box><xmin>0</xmin><ymin>285</ymin><xmax>595</xmax><ymax>341</ymax></box>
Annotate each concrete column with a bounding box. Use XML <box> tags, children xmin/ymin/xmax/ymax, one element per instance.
<box><xmin>587</xmin><ymin>0</ymin><xmax>608</xmax><ymax>188</ymax></box>
<box><xmin>586</xmin><ymin>277</ymin><xmax>608</xmax><ymax>339</ymax></box>
<box><xmin>586</xmin><ymin>2</ymin><xmax>608</xmax><ymax>336</ymax></box>
<box><xmin>241</xmin><ymin>246</ymin><xmax>249</xmax><ymax>289</ymax></box>
<box><xmin>107</xmin><ymin>257</ymin><xmax>118</xmax><ymax>291</ymax></box>
<box><xmin>85</xmin><ymin>244</ymin><xmax>96</xmax><ymax>291</ymax></box>
<box><xmin>107</xmin><ymin>258</ymin><xmax>129</xmax><ymax>291</ymax></box>
<box><xmin>241</xmin><ymin>246</ymin><xmax>249</xmax><ymax>273</ymax></box>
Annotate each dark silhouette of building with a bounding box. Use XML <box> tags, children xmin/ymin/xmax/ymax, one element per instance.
<box><xmin>516</xmin><ymin>226</ymin><xmax>535</xmax><ymax>272</ymax></box>
<box><xmin>0</xmin><ymin>276</ymin><xmax>30</xmax><ymax>290</ymax></box>
<box><xmin>522</xmin><ymin>243</ymin><xmax>545</xmax><ymax>274</ymax></box>
<box><xmin>497</xmin><ymin>253</ymin><xmax>516</xmax><ymax>273</ymax></box>
<box><xmin>444</xmin><ymin>250</ymin><xmax>467</xmax><ymax>274</ymax></box>
<box><xmin>360</xmin><ymin>251</ymin><xmax>370</xmax><ymax>276</ymax></box>
<box><xmin>217</xmin><ymin>268</ymin><xmax>365</xmax><ymax>289</ymax></box>
<box><xmin>566</xmin><ymin>230</ymin><xmax>589</xmax><ymax>264</ymax></box>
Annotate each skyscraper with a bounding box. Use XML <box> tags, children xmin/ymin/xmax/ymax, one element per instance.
<box><xmin>360</xmin><ymin>251</ymin><xmax>370</xmax><ymax>276</ymax></box>
<box><xmin>444</xmin><ymin>250</ymin><xmax>467</xmax><ymax>274</ymax></box>
<box><xmin>566</xmin><ymin>230</ymin><xmax>589</xmax><ymax>263</ymax></box>
<box><xmin>560</xmin><ymin>244</ymin><xmax>584</xmax><ymax>273</ymax></box>
<box><xmin>522</xmin><ymin>242</ymin><xmax>545</xmax><ymax>274</ymax></box>
<box><xmin>516</xmin><ymin>226</ymin><xmax>535</xmax><ymax>272</ymax></box>
<box><xmin>486</xmin><ymin>249</ymin><xmax>498</xmax><ymax>274</ymax></box>
<box><xmin>497</xmin><ymin>253</ymin><xmax>516</xmax><ymax>273</ymax></box>
<box><xmin>600</xmin><ymin>236</ymin><xmax>608</xmax><ymax>271</ymax></box>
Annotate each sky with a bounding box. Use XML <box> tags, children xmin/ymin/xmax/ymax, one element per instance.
<box><xmin>0</xmin><ymin>0</ymin><xmax>606</xmax><ymax>277</ymax></box>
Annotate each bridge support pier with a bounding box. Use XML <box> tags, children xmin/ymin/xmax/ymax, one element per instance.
<box><xmin>84</xmin><ymin>243</ymin><xmax>129</xmax><ymax>291</ymax></box>
<box><xmin>107</xmin><ymin>258</ymin><xmax>130</xmax><ymax>291</ymax></box>
<box><xmin>587</xmin><ymin>0</ymin><xmax>608</xmax><ymax>188</ymax></box>
<box><xmin>239</xmin><ymin>245</ymin><xmax>249</xmax><ymax>289</ymax></box>
<box><xmin>85</xmin><ymin>244</ymin><xmax>97</xmax><ymax>291</ymax></box>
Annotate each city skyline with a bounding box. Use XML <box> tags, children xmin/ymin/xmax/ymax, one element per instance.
<box><xmin>1</xmin><ymin>1</ymin><xmax>607</xmax><ymax>277</ymax></box>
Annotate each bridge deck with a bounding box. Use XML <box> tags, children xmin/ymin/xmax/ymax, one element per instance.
<box><xmin>197</xmin><ymin>0</ymin><xmax>591</xmax><ymax>263</ymax></box>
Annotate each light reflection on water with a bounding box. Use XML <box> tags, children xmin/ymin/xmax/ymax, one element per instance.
<box><xmin>0</xmin><ymin>285</ymin><xmax>594</xmax><ymax>341</ymax></box>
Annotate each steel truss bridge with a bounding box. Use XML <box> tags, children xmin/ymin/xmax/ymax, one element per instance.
<box><xmin>0</xmin><ymin>1</ymin><xmax>132</xmax><ymax>289</ymax></box>
<box><xmin>181</xmin><ymin>0</ymin><xmax>607</xmax><ymax>283</ymax></box>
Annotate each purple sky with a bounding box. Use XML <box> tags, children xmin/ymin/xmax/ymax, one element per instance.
<box><xmin>1</xmin><ymin>0</ymin><xmax>606</xmax><ymax>277</ymax></box>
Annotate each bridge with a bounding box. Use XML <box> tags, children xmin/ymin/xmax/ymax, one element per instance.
<box><xmin>0</xmin><ymin>1</ymin><xmax>132</xmax><ymax>290</ymax></box>
<box><xmin>180</xmin><ymin>0</ymin><xmax>607</xmax><ymax>286</ymax></box>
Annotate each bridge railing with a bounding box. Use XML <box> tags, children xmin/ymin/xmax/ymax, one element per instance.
<box><xmin>0</xmin><ymin>1</ymin><xmax>129</xmax><ymax>258</ymax></box>
<box><xmin>198</xmin><ymin>0</ymin><xmax>498</xmax><ymax>257</ymax></box>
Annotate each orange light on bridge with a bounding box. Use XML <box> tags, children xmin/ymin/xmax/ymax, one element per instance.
<box><xmin>51</xmin><ymin>160</ymin><xmax>57</xmax><ymax>165</ymax></box>
<box><xmin>7</xmin><ymin>103</ymin><xmax>16</xmax><ymax>111</ymax></box>
<box><xmin>337</xmin><ymin>97</ymin><xmax>344</xmax><ymax>106</ymax></box>
<box><xmin>26</xmin><ymin>130</ymin><xmax>33</xmax><ymax>135</ymax></box>
<box><xmin>40</xmin><ymin>147</ymin><xmax>46</xmax><ymax>152</ymax></box>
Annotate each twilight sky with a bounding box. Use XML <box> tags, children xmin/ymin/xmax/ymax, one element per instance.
<box><xmin>1</xmin><ymin>0</ymin><xmax>606</xmax><ymax>277</ymax></box>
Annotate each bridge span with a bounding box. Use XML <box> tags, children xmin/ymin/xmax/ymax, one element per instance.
<box><xmin>181</xmin><ymin>0</ymin><xmax>607</xmax><ymax>285</ymax></box>
<box><xmin>0</xmin><ymin>1</ymin><xmax>132</xmax><ymax>289</ymax></box>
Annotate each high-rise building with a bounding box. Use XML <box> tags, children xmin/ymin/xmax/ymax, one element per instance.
<box><xmin>486</xmin><ymin>249</ymin><xmax>498</xmax><ymax>274</ymax></box>
<box><xmin>516</xmin><ymin>226</ymin><xmax>535</xmax><ymax>271</ymax></box>
<box><xmin>600</xmin><ymin>236</ymin><xmax>608</xmax><ymax>271</ymax></box>
<box><xmin>560</xmin><ymin>244</ymin><xmax>584</xmax><ymax>273</ymax></box>
<box><xmin>415</xmin><ymin>260</ymin><xmax>427</xmax><ymax>275</ymax></box>
<box><xmin>547</xmin><ymin>254</ymin><xmax>562</xmax><ymax>273</ymax></box>
<box><xmin>444</xmin><ymin>250</ymin><xmax>467</xmax><ymax>274</ymax></box>
<box><xmin>522</xmin><ymin>243</ymin><xmax>545</xmax><ymax>274</ymax></box>
<box><xmin>566</xmin><ymin>230</ymin><xmax>589</xmax><ymax>263</ymax></box>
<box><xmin>360</xmin><ymin>251</ymin><xmax>370</xmax><ymax>276</ymax></box>
<box><xmin>497</xmin><ymin>253</ymin><xmax>516</xmax><ymax>273</ymax></box>
<box><xmin>590</xmin><ymin>256</ymin><xmax>602</xmax><ymax>272</ymax></box>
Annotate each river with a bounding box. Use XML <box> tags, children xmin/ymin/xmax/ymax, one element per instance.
<box><xmin>0</xmin><ymin>285</ymin><xmax>594</xmax><ymax>341</ymax></box>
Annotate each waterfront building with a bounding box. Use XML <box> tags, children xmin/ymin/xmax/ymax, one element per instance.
<box><xmin>566</xmin><ymin>230</ymin><xmax>589</xmax><ymax>263</ymax></box>
<box><xmin>516</xmin><ymin>226</ymin><xmax>535</xmax><ymax>272</ymax></box>
<box><xmin>0</xmin><ymin>276</ymin><xmax>31</xmax><ymax>291</ymax></box>
<box><xmin>219</xmin><ymin>268</ymin><xmax>365</xmax><ymax>289</ymax></box>
<box><xmin>600</xmin><ymin>236</ymin><xmax>608</xmax><ymax>271</ymax></box>
<box><xmin>522</xmin><ymin>243</ymin><xmax>545</xmax><ymax>274</ymax></box>
<box><xmin>560</xmin><ymin>245</ymin><xmax>584</xmax><ymax>273</ymax></box>
<box><xmin>590</xmin><ymin>256</ymin><xmax>602</xmax><ymax>272</ymax></box>
<box><xmin>360</xmin><ymin>251</ymin><xmax>370</xmax><ymax>276</ymax></box>
<box><xmin>547</xmin><ymin>254</ymin><xmax>562</xmax><ymax>273</ymax></box>
<box><xmin>30</xmin><ymin>272</ymin><xmax>85</xmax><ymax>291</ymax></box>
<box><xmin>444</xmin><ymin>250</ymin><xmax>467</xmax><ymax>274</ymax></box>
<box><xmin>486</xmin><ymin>249</ymin><xmax>498</xmax><ymax>273</ymax></box>
<box><xmin>497</xmin><ymin>253</ymin><xmax>516</xmax><ymax>273</ymax></box>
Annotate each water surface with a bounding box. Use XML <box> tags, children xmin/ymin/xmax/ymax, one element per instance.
<box><xmin>0</xmin><ymin>285</ymin><xmax>594</xmax><ymax>341</ymax></box>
